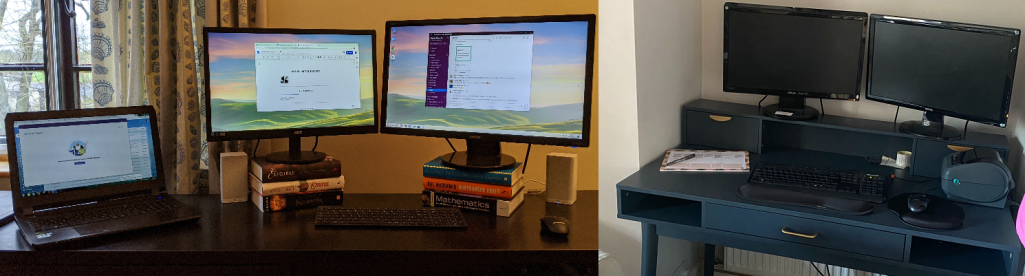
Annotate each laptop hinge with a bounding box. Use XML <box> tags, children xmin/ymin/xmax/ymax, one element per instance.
<box><xmin>19</xmin><ymin>207</ymin><xmax>32</xmax><ymax>216</ymax></box>
<box><xmin>152</xmin><ymin>187</ymin><xmax>161</xmax><ymax>196</ymax></box>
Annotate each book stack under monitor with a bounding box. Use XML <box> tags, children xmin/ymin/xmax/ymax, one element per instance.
<box><xmin>249</xmin><ymin>156</ymin><xmax>345</xmax><ymax>212</ymax></box>
<box><xmin>420</xmin><ymin>157</ymin><xmax>526</xmax><ymax>217</ymax></box>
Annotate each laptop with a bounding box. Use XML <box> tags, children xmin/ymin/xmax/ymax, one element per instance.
<box><xmin>5</xmin><ymin>106</ymin><xmax>201</xmax><ymax>247</ymax></box>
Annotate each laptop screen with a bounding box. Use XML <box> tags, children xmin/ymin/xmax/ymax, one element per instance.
<box><xmin>12</xmin><ymin>113</ymin><xmax>158</xmax><ymax>198</ymax></box>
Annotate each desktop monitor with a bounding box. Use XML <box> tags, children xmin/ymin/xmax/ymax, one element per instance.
<box><xmin>723</xmin><ymin>2</ymin><xmax>867</xmax><ymax>120</ymax></box>
<box><xmin>381</xmin><ymin>15</ymin><xmax>595</xmax><ymax>170</ymax></box>
<box><xmin>203</xmin><ymin>28</ymin><xmax>377</xmax><ymax>164</ymax></box>
<box><xmin>867</xmin><ymin>14</ymin><xmax>1019</xmax><ymax>140</ymax></box>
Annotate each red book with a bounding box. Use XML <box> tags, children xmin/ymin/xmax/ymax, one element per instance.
<box><xmin>423</xmin><ymin>177</ymin><xmax>524</xmax><ymax>199</ymax></box>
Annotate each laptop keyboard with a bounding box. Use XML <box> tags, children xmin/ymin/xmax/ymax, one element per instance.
<box><xmin>30</xmin><ymin>197</ymin><xmax>179</xmax><ymax>231</ymax></box>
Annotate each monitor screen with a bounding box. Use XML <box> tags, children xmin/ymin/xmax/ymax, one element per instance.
<box><xmin>382</xmin><ymin>16</ymin><xmax>594</xmax><ymax>146</ymax></box>
<box><xmin>12</xmin><ymin>113</ymin><xmax>157</xmax><ymax>198</ymax></box>
<box><xmin>204</xmin><ymin>29</ymin><xmax>376</xmax><ymax>141</ymax></box>
<box><xmin>867</xmin><ymin>16</ymin><xmax>1018</xmax><ymax>126</ymax></box>
<box><xmin>724</xmin><ymin>5</ymin><xmax>866</xmax><ymax>99</ymax></box>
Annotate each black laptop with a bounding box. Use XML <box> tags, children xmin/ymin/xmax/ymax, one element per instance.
<box><xmin>5</xmin><ymin>106</ymin><xmax>201</xmax><ymax>247</ymax></box>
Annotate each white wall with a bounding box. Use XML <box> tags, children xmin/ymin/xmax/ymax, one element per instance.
<box><xmin>598</xmin><ymin>0</ymin><xmax>642</xmax><ymax>275</ymax></box>
<box><xmin>636</xmin><ymin>0</ymin><xmax>704</xmax><ymax>163</ymax></box>
<box><xmin>699</xmin><ymin>0</ymin><xmax>1025</xmax><ymax>190</ymax></box>
<box><xmin>634</xmin><ymin>0</ymin><xmax>706</xmax><ymax>275</ymax></box>
<box><xmin>600</xmin><ymin>0</ymin><xmax>706</xmax><ymax>275</ymax></box>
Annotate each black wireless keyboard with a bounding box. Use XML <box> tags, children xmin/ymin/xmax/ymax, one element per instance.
<box><xmin>748</xmin><ymin>163</ymin><xmax>889</xmax><ymax>203</ymax></box>
<box><xmin>315</xmin><ymin>207</ymin><xmax>467</xmax><ymax>228</ymax></box>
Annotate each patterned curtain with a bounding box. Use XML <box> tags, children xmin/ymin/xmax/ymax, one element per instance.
<box><xmin>89</xmin><ymin>0</ymin><xmax>146</xmax><ymax>108</ymax></box>
<box><xmin>90</xmin><ymin>0</ymin><xmax>260</xmax><ymax>194</ymax></box>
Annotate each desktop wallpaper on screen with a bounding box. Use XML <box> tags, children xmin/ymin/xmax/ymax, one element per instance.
<box><xmin>386</xmin><ymin>21</ymin><xmax>590</xmax><ymax>139</ymax></box>
<box><xmin>206</xmin><ymin>33</ymin><xmax>375</xmax><ymax>133</ymax></box>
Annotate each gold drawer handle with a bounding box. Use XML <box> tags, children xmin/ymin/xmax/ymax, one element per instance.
<box><xmin>709</xmin><ymin>115</ymin><xmax>732</xmax><ymax>122</ymax></box>
<box><xmin>781</xmin><ymin>227</ymin><xmax>818</xmax><ymax>239</ymax></box>
<box><xmin>947</xmin><ymin>145</ymin><xmax>973</xmax><ymax>152</ymax></box>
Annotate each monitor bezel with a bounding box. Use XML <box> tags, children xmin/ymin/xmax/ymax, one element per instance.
<box><xmin>380</xmin><ymin>14</ymin><xmax>595</xmax><ymax>148</ymax></box>
<box><xmin>722</xmin><ymin>2</ymin><xmax>868</xmax><ymax>100</ymax></box>
<box><xmin>202</xmin><ymin>27</ymin><xmax>379</xmax><ymax>142</ymax></box>
<box><xmin>5</xmin><ymin>106</ymin><xmax>166</xmax><ymax>211</ymax></box>
<box><xmin>866</xmin><ymin>14</ymin><xmax>1020</xmax><ymax>127</ymax></box>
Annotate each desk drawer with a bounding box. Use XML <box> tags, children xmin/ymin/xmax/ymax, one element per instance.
<box><xmin>686</xmin><ymin>110</ymin><xmax>760</xmax><ymax>152</ymax></box>
<box><xmin>706</xmin><ymin>204</ymin><xmax>905</xmax><ymax>261</ymax></box>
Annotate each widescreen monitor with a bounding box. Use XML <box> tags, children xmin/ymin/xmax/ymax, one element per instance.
<box><xmin>203</xmin><ymin>28</ymin><xmax>377</xmax><ymax>163</ymax></box>
<box><xmin>867</xmin><ymin>14</ymin><xmax>1019</xmax><ymax>140</ymax></box>
<box><xmin>381</xmin><ymin>15</ymin><xmax>595</xmax><ymax>170</ymax></box>
<box><xmin>723</xmin><ymin>2</ymin><xmax>867</xmax><ymax>120</ymax></box>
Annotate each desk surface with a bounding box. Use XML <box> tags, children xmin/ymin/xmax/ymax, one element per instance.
<box><xmin>0</xmin><ymin>192</ymin><xmax>597</xmax><ymax>274</ymax></box>
<box><xmin>618</xmin><ymin>145</ymin><xmax>1019</xmax><ymax>252</ymax></box>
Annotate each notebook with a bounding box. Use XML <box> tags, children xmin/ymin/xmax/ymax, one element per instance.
<box><xmin>660</xmin><ymin>149</ymin><xmax>750</xmax><ymax>172</ymax></box>
<box><xmin>5</xmin><ymin>106</ymin><xmax>201</xmax><ymax>247</ymax></box>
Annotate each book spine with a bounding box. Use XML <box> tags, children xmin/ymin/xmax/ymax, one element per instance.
<box><xmin>422</xmin><ymin>165</ymin><xmax>514</xmax><ymax>185</ymax></box>
<box><xmin>253</xmin><ymin>189</ymin><xmax>344</xmax><ymax>212</ymax></box>
<box><xmin>422</xmin><ymin>190</ymin><xmax>502</xmax><ymax>215</ymax></box>
<box><xmin>252</xmin><ymin>159</ymin><xmax>342</xmax><ymax>183</ymax></box>
<box><xmin>423</xmin><ymin>177</ymin><xmax>515</xmax><ymax>199</ymax></box>
<box><xmin>251</xmin><ymin>174</ymin><xmax>345</xmax><ymax>196</ymax></box>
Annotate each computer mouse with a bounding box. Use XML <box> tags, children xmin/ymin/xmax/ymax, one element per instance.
<box><xmin>908</xmin><ymin>194</ymin><xmax>930</xmax><ymax>213</ymax></box>
<box><xmin>541</xmin><ymin>215</ymin><xmax>570</xmax><ymax>235</ymax></box>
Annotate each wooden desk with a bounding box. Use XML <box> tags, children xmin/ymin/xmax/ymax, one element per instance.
<box><xmin>0</xmin><ymin>192</ymin><xmax>597</xmax><ymax>275</ymax></box>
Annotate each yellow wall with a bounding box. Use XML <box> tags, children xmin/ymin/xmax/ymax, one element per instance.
<box><xmin>264</xmin><ymin>0</ymin><xmax>599</xmax><ymax>193</ymax></box>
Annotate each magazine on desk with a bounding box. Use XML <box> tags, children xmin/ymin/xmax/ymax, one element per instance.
<box><xmin>660</xmin><ymin>149</ymin><xmax>749</xmax><ymax>172</ymax></box>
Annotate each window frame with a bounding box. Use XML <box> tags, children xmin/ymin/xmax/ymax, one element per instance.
<box><xmin>0</xmin><ymin>0</ymin><xmax>92</xmax><ymax>153</ymax></box>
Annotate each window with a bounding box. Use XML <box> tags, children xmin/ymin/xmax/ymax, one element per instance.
<box><xmin>0</xmin><ymin>0</ymin><xmax>90</xmax><ymax>148</ymax></box>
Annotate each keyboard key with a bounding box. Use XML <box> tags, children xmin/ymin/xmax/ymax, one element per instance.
<box><xmin>315</xmin><ymin>207</ymin><xmax>467</xmax><ymax>228</ymax></box>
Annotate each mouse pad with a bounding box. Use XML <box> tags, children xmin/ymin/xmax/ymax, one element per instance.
<box><xmin>888</xmin><ymin>193</ymin><xmax>965</xmax><ymax>230</ymax></box>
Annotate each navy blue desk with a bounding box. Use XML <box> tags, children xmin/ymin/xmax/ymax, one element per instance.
<box><xmin>617</xmin><ymin>99</ymin><xmax>1022</xmax><ymax>276</ymax></box>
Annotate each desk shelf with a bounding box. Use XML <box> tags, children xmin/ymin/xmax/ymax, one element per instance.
<box><xmin>909</xmin><ymin>236</ymin><xmax>1011</xmax><ymax>276</ymax></box>
<box><xmin>620</xmin><ymin>190</ymin><xmax>702</xmax><ymax>228</ymax></box>
<box><xmin>682</xmin><ymin>99</ymin><xmax>1010</xmax><ymax>178</ymax></box>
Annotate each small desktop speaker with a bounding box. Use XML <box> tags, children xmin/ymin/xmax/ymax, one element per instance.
<box><xmin>546</xmin><ymin>153</ymin><xmax>578</xmax><ymax>205</ymax></box>
<box><xmin>220</xmin><ymin>152</ymin><xmax>249</xmax><ymax>203</ymax></box>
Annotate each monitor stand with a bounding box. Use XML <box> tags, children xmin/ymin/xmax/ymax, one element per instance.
<box><xmin>762</xmin><ymin>95</ymin><xmax>819</xmax><ymax>121</ymax></box>
<box><xmin>440</xmin><ymin>140</ymin><xmax>517</xmax><ymax>171</ymax></box>
<box><xmin>899</xmin><ymin>112</ymin><xmax>962</xmax><ymax>140</ymax></box>
<box><xmin>265</xmin><ymin>136</ymin><xmax>327</xmax><ymax>164</ymax></box>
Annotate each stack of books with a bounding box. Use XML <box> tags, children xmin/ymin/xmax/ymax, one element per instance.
<box><xmin>249</xmin><ymin>156</ymin><xmax>345</xmax><ymax>212</ymax></box>
<box><xmin>420</xmin><ymin>156</ymin><xmax>526</xmax><ymax>217</ymax></box>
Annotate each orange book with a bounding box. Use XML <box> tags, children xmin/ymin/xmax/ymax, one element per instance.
<box><xmin>423</xmin><ymin>177</ymin><xmax>524</xmax><ymax>199</ymax></box>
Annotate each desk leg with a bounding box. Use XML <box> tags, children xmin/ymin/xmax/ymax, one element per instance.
<box><xmin>704</xmin><ymin>243</ymin><xmax>716</xmax><ymax>276</ymax></box>
<box><xmin>642</xmin><ymin>223</ymin><xmax>658</xmax><ymax>276</ymax></box>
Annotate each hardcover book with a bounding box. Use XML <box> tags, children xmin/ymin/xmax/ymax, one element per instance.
<box><xmin>421</xmin><ymin>187</ymin><xmax>525</xmax><ymax>217</ymax></box>
<box><xmin>250</xmin><ymin>174</ymin><xmax>345</xmax><ymax>196</ymax></box>
<box><xmin>422</xmin><ymin>157</ymin><xmax>523</xmax><ymax>186</ymax></box>
<box><xmin>251</xmin><ymin>188</ymin><xmax>344</xmax><ymax>212</ymax></box>
<box><xmin>251</xmin><ymin>156</ymin><xmax>342</xmax><ymax>183</ymax></box>
<box><xmin>423</xmin><ymin>177</ymin><xmax>524</xmax><ymax>199</ymax></box>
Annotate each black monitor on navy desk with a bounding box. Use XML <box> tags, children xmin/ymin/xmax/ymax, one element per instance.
<box><xmin>202</xmin><ymin>28</ymin><xmax>378</xmax><ymax>164</ymax></box>
<box><xmin>381</xmin><ymin>15</ymin><xmax>595</xmax><ymax>171</ymax></box>
<box><xmin>723</xmin><ymin>2</ymin><xmax>867</xmax><ymax>120</ymax></box>
<box><xmin>866</xmin><ymin>14</ymin><xmax>1019</xmax><ymax>140</ymax></box>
